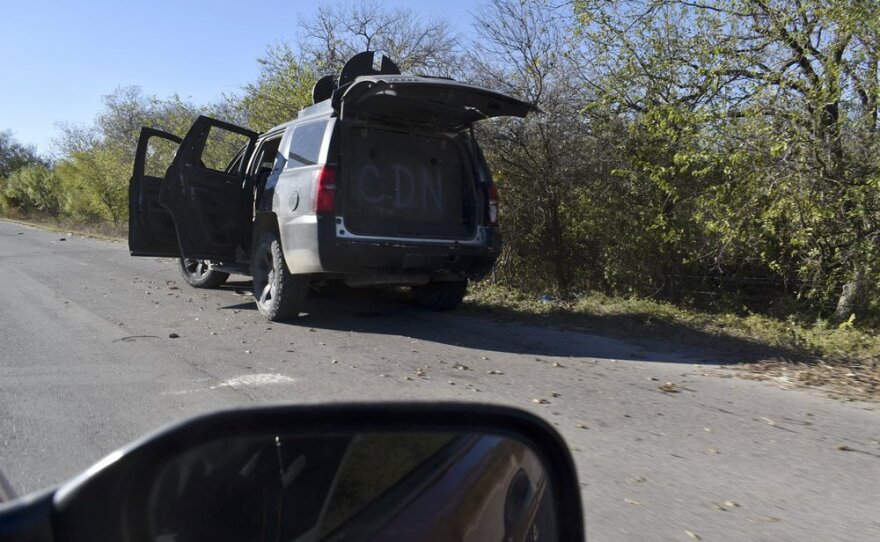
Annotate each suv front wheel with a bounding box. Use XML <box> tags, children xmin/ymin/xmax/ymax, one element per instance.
<box><xmin>251</xmin><ymin>231</ymin><xmax>309</xmax><ymax>321</ymax></box>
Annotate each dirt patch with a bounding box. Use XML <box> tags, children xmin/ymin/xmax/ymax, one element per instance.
<box><xmin>735</xmin><ymin>359</ymin><xmax>880</xmax><ymax>403</ymax></box>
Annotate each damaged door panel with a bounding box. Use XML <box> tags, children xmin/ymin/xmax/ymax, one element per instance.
<box><xmin>129</xmin><ymin>128</ymin><xmax>183</xmax><ymax>257</ymax></box>
<box><xmin>160</xmin><ymin>115</ymin><xmax>257</xmax><ymax>261</ymax></box>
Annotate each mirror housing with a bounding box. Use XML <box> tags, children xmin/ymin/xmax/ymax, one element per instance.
<box><xmin>1</xmin><ymin>403</ymin><xmax>584</xmax><ymax>542</ymax></box>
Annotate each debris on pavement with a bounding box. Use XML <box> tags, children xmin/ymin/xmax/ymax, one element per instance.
<box><xmin>658</xmin><ymin>382</ymin><xmax>679</xmax><ymax>393</ymax></box>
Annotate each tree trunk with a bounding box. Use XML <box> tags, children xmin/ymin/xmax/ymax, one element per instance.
<box><xmin>833</xmin><ymin>269</ymin><xmax>870</xmax><ymax>323</ymax></box>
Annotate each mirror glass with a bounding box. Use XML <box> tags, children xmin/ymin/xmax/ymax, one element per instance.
<box><xmin>128</xmin><ymin>431</ymin><xmax>556</xmax><ymax>542</ymax></box>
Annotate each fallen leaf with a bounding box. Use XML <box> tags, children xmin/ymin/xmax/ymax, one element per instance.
<box><xmin>760</xmin><ymin>417</ymin><xmax>776</xmax><ymax>426</ymax></box>
<box><xmin>551</xmin><ymin>392</ymin><xmax>562</xmax><ymax>397</ymax></box>
<box><xmin>552</xmin><ymin>362</ymin><xmax>564</xmax><ymax>368</ymax></box>
<box><xmin>723</xmin><ymin>500</ymin><xmax>740</xmax><ymax>508</ymax></box>
<box><xmin>453</xmin><ymin>364</ymin><xmax>470</xmax><ymax>371</ymax></box>
<box><xmin>685</xmin><ymin>530</ymin><xmax>701</xmax><ymax>540</ymax></box>
<box><xmin>627</xmin><ymin>476</ymin><xmax>646</xmax><ymax>484</ymax></box>
<box><xmin>532</xmin><ymin>398</ymin><xmax>550</xmax><ymax>404</ymax></box>
<box><xmin>836</xmin><ymin>445</ymin><xmax>855</xmax><ymax>451</ymax></box>
<box><xmin>487</xmin><ymin>369</ymin><xmax>504</xmax><ymax>375</ymax></box>
<box><xmin>576</xmin><ymin>423</ymin><xmax>588</xmax><ymax>429</ymax></box>
<box><xmin>623</xmin><ymin>498</ymin><xmax>641</xmax><ymax>505</ymax></box>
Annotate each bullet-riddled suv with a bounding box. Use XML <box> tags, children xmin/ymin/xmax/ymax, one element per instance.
<box><xmin>128</xmin><ymin>52</ymin><xmax>533</xmax><ymax>321</ymax></box>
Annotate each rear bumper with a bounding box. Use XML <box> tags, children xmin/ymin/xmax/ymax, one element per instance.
<box><xmin>317</xmin><ymin>218</ymin><xmax>500</xmax><ymax>280</ymax></box>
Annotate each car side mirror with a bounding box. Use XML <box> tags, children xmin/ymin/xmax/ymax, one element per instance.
<box><xmin>0</xmin><ymin>403</ymin><xmax>584</xmax><ymax>542</ymax></box>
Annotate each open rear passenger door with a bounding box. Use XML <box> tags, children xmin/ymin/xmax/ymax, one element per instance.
<box><xmin>129</xmin><ymin>128</ymin><xmax>183</xmax><ymax>257</ymax></box>
<box><xmin>160</xmin><ymin>116</ymin><xmax>258</xmax><ymax>261</ymax></box>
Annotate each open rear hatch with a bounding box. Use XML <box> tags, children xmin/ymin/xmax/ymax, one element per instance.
<box><xmin>337</xmin><ymin>76</ymin><xmax>533</xmax><ymax>241</ymax></box>
<box><xmin>337</xmin><ymin>75</ymin><xmax>534</xmax><ymax>129</ymax></box>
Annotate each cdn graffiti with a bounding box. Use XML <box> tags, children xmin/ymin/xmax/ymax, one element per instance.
<box><xmin>354</xmin><ymin>163</ymin><xmax>447</xmax><ymax>214</ymax></box>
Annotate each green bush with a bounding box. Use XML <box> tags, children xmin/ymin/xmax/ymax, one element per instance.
<box><xmin>2</xmin><ymin>164</ymin><xmax>62</xmax><ymax>215</ymax></box>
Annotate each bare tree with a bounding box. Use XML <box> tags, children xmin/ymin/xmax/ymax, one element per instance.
<box><xmin>465</xmin><ymin>0</ymin><xmax>601</xmax><ymax>293</ymax></box>
<box><xmin>296</xmin><ymin>0</ymin><xmax>461</xmax><ymax>76</ymax></box>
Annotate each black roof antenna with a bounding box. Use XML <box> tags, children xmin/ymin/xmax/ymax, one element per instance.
<box><xmin>338</xmin><ymin>51</ymin><xmax>400</xmax><ymax>87</ymax></box>
<box><xmin>312</xmin><ymin>51</ymin><xmax>401</xmax><ymax>104</ymax></box>
<box><xmin>312</xmin><ymin>75</ymin><xmax>336</xmax><ymax>104</ymax></box>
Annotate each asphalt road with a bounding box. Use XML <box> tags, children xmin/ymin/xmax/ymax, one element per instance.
<box><xmin>0</xmin><ymin>219</ymin><xmax>878</xmax><ymax>541</ymax></box>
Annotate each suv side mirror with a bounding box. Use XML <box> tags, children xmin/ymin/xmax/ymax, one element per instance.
<box><xmin>0</xmin><ymin>403</ymin><xmax>584</xmax><ymax>542</ymax></box>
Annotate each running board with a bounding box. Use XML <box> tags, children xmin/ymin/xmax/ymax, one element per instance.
<box><xmin>208</xmin><ymin>262</ymin><xmax>251</xmax><ymax>276</ymax></box>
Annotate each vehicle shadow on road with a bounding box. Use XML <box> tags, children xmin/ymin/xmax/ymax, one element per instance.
<box><xmin>217</xmin><ymin>282</ymin><xmax>800</xmax><ymax>365</ymax></box>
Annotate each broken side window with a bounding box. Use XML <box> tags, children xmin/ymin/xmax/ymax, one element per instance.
<box><xmin>287</xmin><ymin>121</ymin><xmax>328</xmax><ymax>168</ymax></box>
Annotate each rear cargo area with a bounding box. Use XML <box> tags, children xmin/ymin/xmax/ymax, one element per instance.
<box><xmin>341</xmin><ymin>126</ymin><xmax>477</xmax><ymax>239</ymax></box>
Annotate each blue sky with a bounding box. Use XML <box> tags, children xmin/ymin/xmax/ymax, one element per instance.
<box><xmin>0</xmin><ymin>0</ymin><xmax>478</xmax><ymax>155</ymax></box>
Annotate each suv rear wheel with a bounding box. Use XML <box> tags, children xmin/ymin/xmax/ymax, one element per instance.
<box><xmin>251</xmin><ymin>230</ymin><xmax>309</xmax><ymax>321</ymax></box>
<box><xmin>412</xmin><ymin>281</ymin><xmax>468</xmax><ymax>311</ymax></box>
<box><xmin>179</xmin><ymin>258</ymin><xmax>229</xmax><ymax>289</ymax></box>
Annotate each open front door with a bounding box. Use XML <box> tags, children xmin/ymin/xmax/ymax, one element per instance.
<box><xmin>129</xmin><ymin>128</ymin><xmax>183</xmax><ymax>257</ymax></box>
<box><xmin>160</xmin><ymin>116</ymin><xmax>257</xmax><ymax>261</ymax></box>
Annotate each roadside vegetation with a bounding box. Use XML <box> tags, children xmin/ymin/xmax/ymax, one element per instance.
<box><xmin>1</xmin><ymin>0</ymin><xmax>877</xmax><ymax>391</ymax></box>
<box><xmin>466</xmin><ymin>284</ymin><xmax>878</xmax><ymax>399</ymax></box>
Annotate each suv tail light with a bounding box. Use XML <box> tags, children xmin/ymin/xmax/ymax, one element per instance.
<box><xmin>487</xmin><ymin>181</ymin><xmax>499</xmax><ymax>226</ymax></box>
<box><xmin>313</xmin><ymin>165</ymin><xmax>336</xmax><ymax>213</ymax></box>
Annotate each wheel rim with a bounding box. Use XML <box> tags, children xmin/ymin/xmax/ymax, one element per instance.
<box><xmin>253</xmin><ymin>247</ymin><xmax>276</xmax><ymax>310</ymax></box>
<box><xmin>183</xmin><ymin>258</ymin><xmax>209</xmax><ymax>279</ymax></box>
